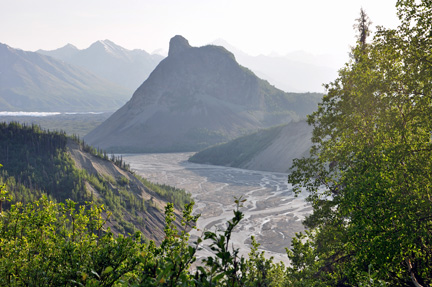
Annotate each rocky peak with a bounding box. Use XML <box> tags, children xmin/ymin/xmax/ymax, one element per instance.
<box><xmin>168</xmin><ymin>35</ymin><xmax>191</xmax><ymax>57</ymax></box>
<box><xmin>63</xmin><ymin>43</ymin><xmax>79</xmax><ymax>50</ymax></box>
<box><xmin>84</xmin><ymin>35</ymin><xmax>321</xmax><ymax>153</ymax></box>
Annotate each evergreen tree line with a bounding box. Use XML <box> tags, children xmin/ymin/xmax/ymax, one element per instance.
<box><xmin>1</xmin><ymin>0</ymin><xmax>431</xmax><ymax>284</ymax></box>
<box><xmin>71</xmin><ymin>133</ymin><xmax>131</xmax><ymax>171</ymax></box>
<box><xmin>0</xmin><ymin>122</ymin><xmax>192</xmax><ymax>236</ymax></box>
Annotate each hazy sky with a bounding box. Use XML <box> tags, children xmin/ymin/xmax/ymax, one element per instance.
<box><xmin>2</xmin><ymin>0</ymin><xmax>399</xmax><ymax>58</ymax></box>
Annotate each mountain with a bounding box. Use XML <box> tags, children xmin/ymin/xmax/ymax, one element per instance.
<box><xmin>84</xmin><ymin>35</ymin><xmax>322</xmax><ymax>153</ymax></box>
<box><xmin>37</xmin><ymin>43</ymin><xmax>79</xmax><ymax>61</ymax></box>
<box><xmin>211</xmin><ymin>39</ymin><xmax>341</xmax><ymax>93</ymax></box>
<box><xmin>0</xmin><ymin>43</ymin><xmax>130</xmax><ymax>112</ymax></box>
<box><xmin>38</xmin><ymin>40</ymin><xmax>164</xmax><ymax>91</ymax></box>
<box><xmin>0</xmin><ymin>122</ymin><xmax>190</xmax><ymax>243</ymax></box>
<box><xmin>189</xmin><ymin>120</ymin><xmax>313</xmax><ymax>173</ymax></box>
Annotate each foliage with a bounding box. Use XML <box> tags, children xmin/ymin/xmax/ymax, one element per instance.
<box><xmin>288</xmin><ymin>1</ymin><xmax>432</xmax><ymax>286</ymax></box>
<box><xmin>0</xmin><ymin>195</ymin><xmax>143</xmax><ymax>286</ymax></box>
<box><xmin>0</xmin><ymin>122</ymin><xmax>192</xmax><ymax>238</ymax></box>
<box><xmin>193</xmin><ymin>197</ymin><xmax>286</xmax><ymax>287</ymax></box>
<box><xmin>0</xmin><ymin>191</ymin><xmax>287</xmax><ymax>286</ymax></box>
<box><xmin>137</xmin><ymin>175</ymin><xmax>192</xmax><ymax>209</ymax></box>
<box><xmin>0</xmin><ymin>122</ymin><xmax>85</xmax><ymax>204</ymax></box>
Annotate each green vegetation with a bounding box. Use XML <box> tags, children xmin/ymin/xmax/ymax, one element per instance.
<box><xmin>0</xmin><ymin>122</ymin><xmax>192</xmax><ymax>237</ymax></box>
<box><xmin>0</xmin><ymin>190</ymin><xmax>288</xmax><ymax>286</ymax></box>
<box><xmin>0</xmin><ymin>122</ymin><xmax>83</xmax><ymax>204</ymax></box>
<box><xmin>287</xmin><ymin>2</ymin><xmax>432</xmax><ymax>286</ymax></box>
<box><xmin>1</xmin><ymin>1</ymin><xmax>431</xmax><ymax>285</ymax></box>
<box><xmin>137</xmin><ymin>175</ymin><xmax>192</xmax><ymax>210</ymax></box>
<box><xmin>189</xmin><ymin>125</ymin><xmax>284</xmax><ymax>167</ymax></box>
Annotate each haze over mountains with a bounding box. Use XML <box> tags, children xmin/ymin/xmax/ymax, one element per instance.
<box><xmin>212</xmin><ymin>39</ymin><xmax>340</xmax><ymax>93</ymax></box>
<box><xmin>0</xmin><ymin>43</ymin><xmax>129</xmax><ymax>112</ymax></box>
<box><xmin>37</xmin><ymin>40</ymin><xmax>164</xmax><ymax>92</ymax></box>
<box><xmin>84</xmin><ymin>35</ymin><xmax>321</xmax><ymax>153</ymax></box>
<box><xmin>37</xmin><ymin>38</ymin><xmax>338</xmax><ymax>94</ymax></box>
<box><xmin>1</xmin><ymin>36</ymin><xmax>332</xmax><ymax>115</ymax></box>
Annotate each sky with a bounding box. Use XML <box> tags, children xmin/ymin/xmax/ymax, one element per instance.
<box><xmin>2</xmin><ymin>0</ymin><xmax>400</xmax><ymax>59</ymax></box>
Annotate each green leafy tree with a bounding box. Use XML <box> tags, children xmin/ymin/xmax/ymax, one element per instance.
<box><xmin>0</xmin><ymin>195</ymin><xmax>144</xmax><ymax>286</ymax></box>
<box><xmin>0</xmin><ymin>189</ymin><xmax>289</xmax><ymax>286</ymax></box>
<box><xmin>288</xmin><ymin>1</ymin><xmax>432</xmax><ymax>286</ymax></box>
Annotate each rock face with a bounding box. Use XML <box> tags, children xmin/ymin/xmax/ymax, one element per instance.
<box><xmin>84</xmin><ymin>36</ymin><xmax>321</xmax><ymax>152</ymax></box>
<box><xmin>189</xmin><ymin>120</ymin><xmax>313</xmax><ymax>173</ymax></box>
<box><xmin>0</xmin><ymin>43</ymin><xmax>129</xmax><ymax>112</ymax></box>
<box><xmin>168</xmin><ymin>35</ymin><xmax>192</xmax><ymax>57</ymax></box>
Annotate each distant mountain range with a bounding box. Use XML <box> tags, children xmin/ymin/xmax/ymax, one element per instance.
<box><xmin>37</xmin><ymin>38</ymin><xmax>343</xmax><ymax>94</ymax></box>
<box><xmin>84</xmin><ymin>35</ymin><xmax>322</xmax><ymax>153</ymax></box>
<box><xmin>211</xmin><ymin>39</ymin><xmax>341</xmax><ymax>93</ymax></box>
<box><xmin>1</xmin><ymin>37</ymin><xmax>335</xmax><ymax>114</ymax></box>
<box><xmin>189</xmin><ymin>120</ymin><xmax>313</xmax><ymax>173</ymax></box>
<box><xmin>0</xmin><ymin>43</ymin><xmax>130</xmax><ymax>112</ymax></box>
<box><xmin>37</xmin><ymin>40</ymin><xmax>164</xmax><ymax>92</ymax></box>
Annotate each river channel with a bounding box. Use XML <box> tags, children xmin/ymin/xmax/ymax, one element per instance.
<box><xmin>123</xmin><ymin>152</ymin><xmax>312</xmax><ymax>264</ymax></box>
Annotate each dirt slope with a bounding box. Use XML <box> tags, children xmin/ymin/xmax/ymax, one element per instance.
<box><xmin>67</xmin><ymin>140</ymin><xmax>182</xmax><ymax>243</ymax></box>
<box><xmin>190</xmin><ymin>120</ymin><xmax>313</xmax><ymax>173</ymax></box>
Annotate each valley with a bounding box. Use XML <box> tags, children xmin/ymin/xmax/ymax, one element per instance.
<box><xmin>0</xmin><ymin>111</ymin><xmax>112</xmax><ymax>137</ymax></box>
<box><xmin>123</xmin><ymin>152</ymin><xmax>312</xmax><ymax>264</ymax></box>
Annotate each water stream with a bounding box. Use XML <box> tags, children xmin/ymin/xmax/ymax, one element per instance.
<box><xmin>123</xmin><ymin>152</ymin><xmax>311</xmax><ymax>264</ymax></box>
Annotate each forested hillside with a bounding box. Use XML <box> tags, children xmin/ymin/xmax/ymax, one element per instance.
<box><xmin>189</xmin><ymin>120</ymin><xmax>312</xmax><ymax>173</ymax></box>
<box><xmin>0</xmin><ymin>122</ymin><xmax>191</xmax><ymax>242</ymax></box>
<box><xmin>0</xmin><ymin>1</ymin><xmax>431</xmax><ymax>285</ymax></box>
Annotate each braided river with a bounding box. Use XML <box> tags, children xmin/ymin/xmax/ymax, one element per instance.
<box><xmin>123</xmin><ymin>153</ymin><xmax>312</xmax><ymax>264</ymax></box>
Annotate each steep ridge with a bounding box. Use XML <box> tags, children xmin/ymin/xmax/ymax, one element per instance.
<box><xmin>66</xmin><ymin>139</ymin><xmax>182</xmax><ymax>242</ymax></box>
<box><xmin>0</xmin><ymin>122</ymin><xmax>187</xmax><ymax>243</ymax></box>
<box><xmin>189</xmin><ymin>120</ymin><xmax>313</xmax><ymax>173</ymax></box>
<box><xmin>38</xmin><ymin>40</ymin><xmax>164</xmax><ymax>92</ymax></box>
<box><xmin>0</xmin><ymin>43</ymin><xmax>129</xmax><ymax>112</ymax></box>
<box><xmin>84</xmin><ymin>35</ymin><xmax>321</xmax><ymax>152</ymax></box>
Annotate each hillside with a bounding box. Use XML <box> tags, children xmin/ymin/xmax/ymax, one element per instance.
<box><xmin>37</xmin><ymin>40</ymin><xmax>164</xmax><ymax>92</ymax></box>
<box><xmin>0</xmin><ymin>43</ymin><xmax>130</xmax><ymax>112</ymax></box>
<box><xmin>0</xmin><ymin>122</ymin><xmax>190</xmax><ymax>243</ymax></box>
<box><xmin>84</xmin><ymin>35</ymin><xmax>321</xmax><ymax>153</ymax></box>
<box><xmin>189</xmin><ymin>120</ymin><xmax>312</xmax><ymax>173</ymax></box>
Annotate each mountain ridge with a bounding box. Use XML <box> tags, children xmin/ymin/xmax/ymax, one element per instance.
<box><xmin>37</xmin><ymin>40</ymin><xmax>164</xmax><ymax>91</ymax></box>
<box><xmin>84</xmin><ymin>35</ymin><xmax>321</xmax><ymax>153</ymax></box>
<box><xmin>0</xmin><ymin>43</ymin><xmax>130</xmax><ymax>112</ymax></box>
<box><xmin>211</xmin><ymin>39</ymin><xmax>340</xmax><ymax>93</ymax></box>
<box><xmin>189</xmin><ymin>120</ymin><xmax>313</xmax><ymax>173</ymax></box>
